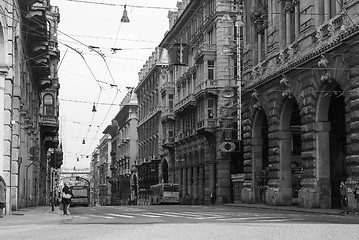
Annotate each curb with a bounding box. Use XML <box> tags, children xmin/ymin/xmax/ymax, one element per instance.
<box><xmin>224</xmin><ymin>203</ymin><xmax>341</xmax><ymax>216</ymax></box>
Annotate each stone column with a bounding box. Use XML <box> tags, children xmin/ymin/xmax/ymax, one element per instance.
<box><xmin>182</xmin><ymin>166</ymin><xmax>187</xmax><ymax>195</ymax></box>
<box><xmin>216</xmin><ymin>159</ymin><xmax>230</xmax><ymax>203</ymax></box>
<box><xmin>187</xmin><ymin>167</ymin><xmax>192</xmax><ymax>200</ymax></box>
<box><xmin>0</xmin><ymin>68</ymin><xmax>7</xmax><ymax>175</ymax></box>
<box><xmin>198</xmin><ymin>165</ymin><xmax>204</xmax><ymax>204</ymax></box>
<box><xmin>284</xmin><ymin>1</ymin><xmax>293</xmax><ymax>45</ymax></box>
<box><xmin>294</xmin><ymin>1</ymin><xmax>300</xmax><ymax>38</ymax></box>
<box><xmin>192</xmin><ymin>165</ymin><xmax>198</xmax><ymax>204</ymax></box>
<box><xmin>252</xmin><ymin>137</ymin><xmax>263</xmax><ymax>203</ymax></box>
<box><xmin>324</xmin><ymin>0</ymin><xmax>330</xmax><ymax>22</ymax></box>
<box><xmin>315</xmin><ymin>121</ymin><xmax>331</xmax><ymax>208</ymax></box>
<box><xmin>278</xmin><ymin>130</ymin><xmax>293</xmax><ymax>205</ymax></box>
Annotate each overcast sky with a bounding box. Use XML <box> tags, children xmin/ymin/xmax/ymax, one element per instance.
<box><xmin>51</xmin><ymin>0</ymin><xmax>178</xmax><ymax>169</ymax></box>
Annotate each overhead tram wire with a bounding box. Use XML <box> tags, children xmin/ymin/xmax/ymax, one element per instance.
<box><xmin>82</xmin><ymin>9</ymin><xmax>127</xmax><ymax>158</ymax></box>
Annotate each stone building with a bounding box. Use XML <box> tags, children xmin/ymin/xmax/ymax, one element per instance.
<box><xmin>0</xmin><ymin>0</ymin><xmax>61</xmax><ymax>213</ymax></box>
<box><xmin>104</xmin><ymin>90</ymin><xmax>138</xmax><ymax>205</ymax></box>
<box><xmin>158</xmin><ymin>0</ymin><xmax>241</xmax><ymax>204</ymax></box>
<box><xmin>97</xmin><ymin>134</ymin><xmax>111</xmax><ymax>205</ymax></box>
<box><xmin>134</xmin><ymin>47</ymin><xmax>169</xmax><ymax>205</ymax></box>
<box><xmin>240</xmin><ymin>0</ymin><xmax>359</xmax><ymax>210</ymax></box>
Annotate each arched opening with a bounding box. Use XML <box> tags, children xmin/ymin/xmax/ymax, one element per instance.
<box><xmin>252</xmin><ymin>109</ymin><xmax>269</xmax><ymax>203</ymax></box>
<box><xmin>316</xmin><ymin>84</ymin><xmax>346</xmax><ymax>208</ymax></box>
<box><xmin>329</xmin><ymin>86</ymin><xmax>346</xmax><ymax>207</ymax></box>
<box><xmin>290</xmin><ymin>102</ymin><xmax>302</xmax><ymax>204</ymax></box>
<box><xmin>162</xmin><ymin>159</ymin><xmax>169</xmax><ymax>183</ymax></box>
<box><xmin>279</xmin><ymin>99</ymin><xmax>302</xmax><ymax>205</ymax></box>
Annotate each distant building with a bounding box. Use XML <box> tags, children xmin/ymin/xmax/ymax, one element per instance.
<box><xmin>97</xmin><ymin>134</ymin><xmax>112</xmax><ymax>205</ymax></box>
<box><xmin>158</xmin><ymin>0</ymin><xmax>240</xmax><ymax>204</ymax></box>
<box><xmin>104</xmin><ymin>90</ymin><xmax>138</xmax><ymax>205</ymax></box>
<box><xmin>134</xmin><ymin>47</ymin><xmax>169</xmax><ymax>204</ymax></box>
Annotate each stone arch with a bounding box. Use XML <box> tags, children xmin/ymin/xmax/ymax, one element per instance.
<box><xmin>160</xmin><ymin>158</ymin><xmax>169</xmax><ymax>183</ymax></box>
<box><xmin>251</xmin><ymin>108</ymin><xmax>269</xmax><ymax>203</ymax></box>
<box><xmin>316</xmin><ymin>82</ymin><xmax>348</xmax><ymax>208</ymax></box>
<box><xmin>277</xmin><ymin>96</ymin><xmax>302</xmax><ymax>206</ymax></box>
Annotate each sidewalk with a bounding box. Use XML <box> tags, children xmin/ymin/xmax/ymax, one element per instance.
<box><xmin>0</xmin><ymin>206</ymin><xmax>72</xmax><ymax>226</ymax></box>
<box><xmin>225</xmin><ymin>203</ymin><xmax>344</xmax><ymax>216</ymax></box>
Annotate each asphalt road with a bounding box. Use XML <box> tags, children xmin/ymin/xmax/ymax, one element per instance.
<box><xmin>66</xmin><ymin>204</ymin><xmax>359</xmax><ymax>225</ymax></box>
<box><xmin>1</xmin><ymin>205</ymin><xmax>359</xmax><ymax>240</ymax></box>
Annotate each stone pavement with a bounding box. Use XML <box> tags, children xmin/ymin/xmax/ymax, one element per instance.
<box><xmin>0</xmin><ymin>203</ymin><xmax>351</xmax><ymax>225</ymax></box>
<box><xmin>0</xmin><ymin>206</ymin><xmax>72</xmax><ymax>226</ymax></box>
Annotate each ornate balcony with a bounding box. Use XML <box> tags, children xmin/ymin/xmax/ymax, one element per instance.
<box><xmin>160</xmin><ymin>81</ymin><xmax>175</xmax><ymax>95</ymax></box>
<box><xmin>160</xmin><ymin>108</ymin><xmax>175</xmax><ymax>122</ymax></box>
<box><xmin>196</xmin><ymin>118</ymin><xmax>217</xmax><ymax>134</ymax></box>
<box><xmin>162</xmin><ymin>137</ymin><xmax>175</xmax><ymax>149</ymax></box>
<box><xmin>194</xmin><ymin>44</ymin><xmax>217</xmax><ymax>62</ymax></box>
<box><xmin>174</xmin><ymin>94</ymin><xmax>196</xmax><ymax>114</ymax></box>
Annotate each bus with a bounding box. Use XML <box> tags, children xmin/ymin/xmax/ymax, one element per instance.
<box><xmin>150</xmin><ymin>183</ymin><xmax>180</xmax><ymax>205</ymax></box>
<box><xmin>70</xmin><ymin>185</ymin><xmax>90</xmax><ymax>207</ymax></box>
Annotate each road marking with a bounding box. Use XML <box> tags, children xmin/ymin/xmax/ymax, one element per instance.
<box><xmin>146</xmin><ymin>212</ymin><xmax>183</xmax><ymax>218</ymax></box>
<box><xmin>73</xmin><ymin>215</ymin><xmax>88</xmax><ymax>219</ymax></box>
<box><xmin>86</xmin><ymin>214</ymin><xmax>115</xmax><ymax>219</ymax></box>
<box><xmin>106</xmin><ymin>213</ymin><xmax>134</xmax><ymax>218</ymax></box>
<box><xmin>129</xmin><ymin>213</ymin><xmax>161</xmax><ymax>218</ymax></box>
<box><xmin>217</xmin><ymin>216</ymin><xmax>277</xmax><ymax>221</ymax></box>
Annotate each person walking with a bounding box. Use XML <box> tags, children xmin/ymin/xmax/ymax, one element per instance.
<box><xmin>340</xmin><ymin>181</ymin><xmax>349</xmax><ymax>215</ymax></box>
<box><xmin>0</xmin><ymin>176</ymin><xmax>6</xmax><ymax>218</ymax></box>
<box><xmin>353</xmin><ymin>183</ymin><xmax>359</xmax><ymax>214</ymax></box>
<box><xmin>61</xmin><ymin>183</ymin><xmax>73</xmax><ymax>215</ymax></box>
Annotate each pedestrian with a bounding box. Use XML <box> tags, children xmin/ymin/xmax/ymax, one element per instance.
<box><xmin>340</xmin><ymin>181</ymin><xmax>349</xmax><ymax>215</ymax></box>
<box><xmin>353</xmin><ymin>183</ymin><xmax>359</xmax><ymax>214</ymax></box>
<box><xmin>61</xmin><ymin>183</ymin><xmax>73</xmax><ymax>215</ymax></box>
<box><xmin>0</xmin><ymin>175</ymin><xmax>6</xmax><ymax>218</ymax></box>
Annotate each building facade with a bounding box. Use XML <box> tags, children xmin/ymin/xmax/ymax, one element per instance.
<box><xmin>105</xmin><ymin>90</ymin><xmax>138</xmax><ymax>205</ymax></box>
<box><xmin>240</xmin><ymin>0</ymin><xmax>359</xmax><ymax>210</ymax></box>
<box><xmin>135</xmin><ymin>48</ymin><xmax>169</xmax><ymax>205</ymax></box>
<box><xmin>159</xmin><ymin>0</ymin><xmax>241</xmax><ymax>204</ymax></box>
<box><xmin>90</xmin><ymin>149</ymin><xmax>99</xmax><ymax>206</ymax></box>
<box><xmin>97</xmin><ymin>134</ymin><xmax>111</xmax><ymax>205</ymax></box>
<box><xmin>0</xmin><ymin>0</ymin><xmax>61</xmax><ymax>214</ymax></box>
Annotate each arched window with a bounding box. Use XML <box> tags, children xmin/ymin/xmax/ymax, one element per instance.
<box><xmin>43</xmin><ymin>94</ymin><xmax>54</xmax><ymax>115</ymax></box>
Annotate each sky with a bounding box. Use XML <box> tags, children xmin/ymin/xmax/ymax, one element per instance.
<box><xmin>51</xmin><ymin>0</ymin><xmax>179</xmax><ymax>169</ymax></box>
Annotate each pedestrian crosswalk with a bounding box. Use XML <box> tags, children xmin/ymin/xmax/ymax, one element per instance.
<box><xmin>72</xmin><ymin>209</ymin><xmax>302</xmax><ymax>223</ymax></box>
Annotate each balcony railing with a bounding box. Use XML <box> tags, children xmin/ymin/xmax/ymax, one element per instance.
<box><xmin>174</xmin><ymin>94</ymin><xmax>196</xmax><ymax>113</ymax></box>
<box><xmin>40</xmin><ymin>115</ymin><xmax>59</xmax><ymax>128</ymax></box>
<box><xmin>196</xmin><ymin>118</ymin><xmax>217</xmax><ymax>132</ymax></box>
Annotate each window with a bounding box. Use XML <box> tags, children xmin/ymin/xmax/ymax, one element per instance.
<box><xmin>169</xmin><ymin>94</ymin><xmax>174</xmax><ymax>109</ymax></box>
<box><xmin>207</xmin><ymin>98</ymin><xmax>214</xmax><ymax>119</ymax></box>
<box><xmin>43</xmin><ymin>94</ymin><xmax>54</xmax><ymax>115</ymax></box>
<box><xmin>208</xmin><ymin>60</ymin><xmax>214</xmax><ymax>80</ymax></box>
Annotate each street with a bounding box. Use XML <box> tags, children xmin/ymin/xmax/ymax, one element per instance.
<box><xmin>0</xmin><ymin>205</ymin><xmax>359</xmax><ymax>240</ymax></box>
<box><xmin>66</xmin><ymin>205</ymin><xmax>359</xmax><ymax>225</ymax></box>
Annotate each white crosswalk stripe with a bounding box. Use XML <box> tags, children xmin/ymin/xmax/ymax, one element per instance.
<box><xmin>73</xmin><ymin>210</ymin><xmax>303</xmax><ymax>222</ymax></box>
<box><xmin>106</xmin><ymin>213</ymin><xmax>134</xmax><ymax>218</ymax></box>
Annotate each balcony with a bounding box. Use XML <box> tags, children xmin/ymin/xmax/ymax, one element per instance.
<box><xmin>196</xmin><ymin>118</ymin><xmax>217</xmax><ymax>134</ymax></box>
<box><xmin>160</xmin><ymin>108</ymin><xmax>175</xmax><ymax>122</ymax></box>
<box><xmin>160</xmin><ymin>81</ymin><xmax>175</xmax><ymax>95</ymax></box>
<box><xmin>194</xmin><ymin>44</ymin><xmax>217</xmax><ymax>62</ymax></box>
<box><xmin>174</xmin><ymin>94</ymin><xmax>196</xmax><ymax>114</ymax></box>
<box><xmin>40</xmin><ymin>114</ymin><xmax>59</xmax><ymax>130</ymax></box>
<box><xmin>162</xmin><ymin>137</ymin><xmax>175</xmax><ymax>149</ymax></box>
